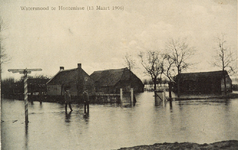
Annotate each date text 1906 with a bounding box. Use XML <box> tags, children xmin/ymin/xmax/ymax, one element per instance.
<box><xmin>89</xmin><ymin>6</ymin><xmax>124</xmax><ymax>11</ymax></box>
<box><xmin>112</xmin><ymin>6</ymin><xmax>124</xmax><ymax>10</ymax></box>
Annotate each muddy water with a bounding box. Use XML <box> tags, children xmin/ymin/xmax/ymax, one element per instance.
<box><xmin>2</xmin><ymin>92</ymin><xmax>238</xmax><ymax>150</ymax></box>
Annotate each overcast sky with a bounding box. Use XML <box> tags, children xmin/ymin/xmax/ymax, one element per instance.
<box><xmin>0</xmin><ymin>0</ymin><xmax>237</xmax><ymax>80</ymax></box>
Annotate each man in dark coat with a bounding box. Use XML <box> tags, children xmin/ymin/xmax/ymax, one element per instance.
<box><xmin>64</xmin><ymin>88</ymin><xmax>73</xmax><ymax>112</ymax></box>
<box><xmin>83</xmin><ymin>89</ymin><xmax>89</xmax><ymax>114</ymax></box>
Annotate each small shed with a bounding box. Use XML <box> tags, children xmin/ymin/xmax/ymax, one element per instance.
<box><xmin>46</xmin><ymin>63</ymin><xmax>95</xmax><ymax>97</ymax></box>
<box><xmin>90</xmin><ymin>68</ymin><xmax>144</xmax><ymax>94</ymax></box>
<box><xmin>175</xmin><ymin>70</ymin><xmax>232</xmax><ymax>94</ymax></box>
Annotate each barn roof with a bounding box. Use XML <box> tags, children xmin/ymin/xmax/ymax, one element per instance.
<box><xmin>90</xmin><ymin>68</ymin><xmax>129</xmax><ymax>87</ymax></box>
<box><xmin>46</xmin><ymin>68</ymin><xmax>78</xmax><ymax>85</ymax></box>
<box><xmin>178</xmin><ymin>70</ymin><xmax>228</xmax><ymax>81</ymax></box>
<box><xmin>47</xmin><ymin>65</ymin><xmax>92</xmax><ymax>86</ymax></box>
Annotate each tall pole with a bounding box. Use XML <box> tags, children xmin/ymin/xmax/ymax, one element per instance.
<box><xmin>8</xmin><ymin>68</ymin><xmax>42</xmax><ymax>124</ymax></box>
<box><xmin>24</xmin><ymin>70</ymin><xmax>28</xmax><ymax>124</ymax></box>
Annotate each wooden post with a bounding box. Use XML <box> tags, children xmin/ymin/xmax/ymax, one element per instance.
<box><xmin>120</xmin><ymin>88</ymin><xmax>123</xmax><ymax>102</ymax></box>
<box><xmin>84</xmin><ymin>103</ymin><xmax>86</xmax><ymax>114</ymax></box>
<box><xmin>130</xmin><ymin>88</ymin><xmax>133</xmax><ymax>105</ymax></box>
<box><xmin>87</xmin><ymin>101</ymin><xmax>89</xmax><ymax>113</ymax></box>
<box><xmin>8</xmin><ymin>68</ymin><xmax>42</xmax><ymax>124</ymax></box>
<box><xmin>162</xmin><ymin>93</ymin><xmax>165</xmax><ymax>107</ymax></box>
<box><xmin>169</xmin><ymin>99</ymin><xmax>173</xmax><ymax>109</ymax></box>
<box><xmin>168</xmin><ymin>82</ymin><xmax>172</xmax><ymax>99</ymax></box>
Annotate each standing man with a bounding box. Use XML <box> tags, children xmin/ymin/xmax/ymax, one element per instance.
<box><xmin>64</xmin><ymin>88</ymin><xmax>73</xmax><ymax>112</ymax></box>
<box><xmin>39</xmin><ymin>90</ymin><xmax>43</xmax><ymax>104</ymax></box>
<box><xmin>83</xmin><ymin>89</ymin><xmax>89</xmax><ymax>114</ymax></box>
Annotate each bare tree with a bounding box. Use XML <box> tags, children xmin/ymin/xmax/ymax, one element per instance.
<box><xmin>0</xmin><ymin>17</ymin><xmax>10</xmax><ymax>70</ymax></box>
<box><xmin>139</xmin><ymin>51</ymin><xmax>164</xmax><ymax>95</ymax></box>
<box><xmin>162</xmin><ymin>54</ymin><xmax>176</xmax><ymax>99</ymax></box>
<box><xmin>165</xmin><ymin>38</ymin><xmax>195</xmax><ymax>97</ymax></box>
<box><xmin>124</xmin><ymin>53</ymin><xmax>135</xmax><ymax>71</ymax></box>
<box><xmin>163</xmin><ymin>54</ymin><xmax>176</xmax><ymax>81</ymax></box>
<box><xmin>165</xmin><ymin>38</ymin><xmax>195</xmax><ymax>74</ymax></box>
<box><xmin>213</xmin><ymin>34</ymin><xmax>236</xmax><ymax>95</ymax></box>
<box><xmin>0</xmin><ymin>17</ymin><xmax>9</xmax><ymax>96</ymax></box>
<box><xmin>213</xmin><ymin>34</ymin><xmax>236</xmax><ymax>73</ymax></box>
<box><xmin>123</xmin><ymin>53</ymin><xmax>136</xmax><ymax>92</ymax></box>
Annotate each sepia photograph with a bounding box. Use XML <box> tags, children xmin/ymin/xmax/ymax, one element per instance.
<box><xmin>1</xmin><ymin>0</ymin><xmax>238</xmax><ymax>149</ymax></box>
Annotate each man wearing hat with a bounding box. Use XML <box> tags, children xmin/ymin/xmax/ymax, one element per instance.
<box><xmin>83</xmin><ymin>89</ymin><xmax>89</xmax><ymax>114</ymax></box>
<box><xmin>64</xmin><ymin>87</ymin><xmax>73</xmax><ymax>112</ymax></box>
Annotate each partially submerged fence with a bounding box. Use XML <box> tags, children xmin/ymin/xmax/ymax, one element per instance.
<box><xmin>155</xmin><ymin>90</ymin><xmax>167</xmax><ymax>106</ymax></box>
<box><xmin>93</xmin><ymin>88</ymin><xmax>136</xmax><ymax>105</ymax></box>
<box><xmin>92</xmin><ymin>93</ymin><xmax>120</xmax><ymax>103</ymax></box>
<box><xmin>14</xmin><ymin>88</ymin><xmax>136</xmax><ymax>105</ymax></box>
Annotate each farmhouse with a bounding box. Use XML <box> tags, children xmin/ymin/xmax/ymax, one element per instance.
<box><xmin>46</xmin><ymin>63</ymin><xmax>94</xmax><ymax>97</ymax></box>
<box><xmin>90</xmin><ymin>68</ymin><xmax>144</xmax><ymax>94</ymax></box>
<box><xmin>175</xmin><ymin>70</ymin><xmax>232</xmax><ymax>94</ymax></box>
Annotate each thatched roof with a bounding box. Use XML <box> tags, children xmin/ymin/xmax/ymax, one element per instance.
<box><xmin>47</xmin><ymin>67</ymin><xmax>90</xmax><ymax>85</ymax></box>
<box><xmin>178</xmin><ymin>70</ymin><xmax>228</xmax><ymax>81</ymax></box>
<box><xmin>90</xmin><ymin>68</ymin><xmax>130</xmax><ymax>87</ymax></box>
<box><xmin>47</xmin><ymin>69</ymin><xmax>78</xmax><ymax>85</ymax></box>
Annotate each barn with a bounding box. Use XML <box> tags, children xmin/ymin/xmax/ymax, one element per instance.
<box><xmin>175</xmin><ymin>70</ymin><xmax>232</xmax><ymax>94</ymax></box>
<box><xmin>46</xmin><ymin>63</ymin><xmax>94</xmax><ymax>97</ymax></box>
<box><xmin>90</xmin><ymin>68</ymin><xmax>144</xmax><ymax>94</ymax></box>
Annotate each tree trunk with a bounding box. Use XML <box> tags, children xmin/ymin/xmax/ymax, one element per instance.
<box><xmin>177</xmin><ymin>67</ymin><xmax>180</xmax><ymax>98</ymax></box>
<box><xmin>177</xmin><ymin>75</ymin><xmax>180</xmax><ymax>98</ymax></box>
<box><xmin>168</xmin><ymin>82</ymin><xmax>172</xmax><ymax>99</ymax></box>
<box><xmin>223</xmin><ymin>74</ymin><xmax>227</xmax><ymax>95</ymax></box>
<box><xmin>153</xmin><ymin>78</ymin><xmax>157</xmax><ymax>96</ymax></box>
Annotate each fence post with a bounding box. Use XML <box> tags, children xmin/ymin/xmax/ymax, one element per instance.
<box><xmin>120</xmin><ymin>88</ymin><xmax>123</xmax><ymax>102</ymax></box>
<box><xmin>130</xmin><ymin>88</ymin><xmax>133</xmax><ymax>105</ymax></box>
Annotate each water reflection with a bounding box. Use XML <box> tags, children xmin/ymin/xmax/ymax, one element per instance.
<box><xmin>83</xmin><ymin>114</ymin><xmax>89</xmax><ymax>124</ymax></box>
<box><xmin>224</xmin><ymin>99</ymin><xmax>230</xmax><ymax>105</ymax></box>
<box><xmin>2</xmin><ymin>93</ymin><xmax>238</xmax><ymax>150</ymax></box>
<box><xmin>24</xmin><ymin>124</ymin><xmax>29</xmax><ymax>150</ymax></box>
<box><xmin>169</xmin><ymin>100</ymin><xmax>173</xmax><ymax>110</ymax></box>
<box><xmin>65</xmin><ymin>111</ymin><xmax>72</xmax><ymax>123</ymax></box>
<box><xmin>39</xmin><ymin>102</ymin><xmax>43</xmax><ymax>109</ymax></box>
<box><xmin>154</xmin><ymin>96</ymin><xmax>167</xmax><ymax>107</ymax></box>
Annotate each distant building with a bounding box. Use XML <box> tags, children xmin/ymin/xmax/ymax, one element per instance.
<box><xmin>232</xmin><ymin>77</ymin><xmax>238</xmax><ymax>91</ymax></box>
<box><xmin>175</xmin><ymin>70</ymin><xmax>232</xmax><ymax>94</ymax></box>
<box><xmin>90</xmin><ymin>68</ymin><xmax>144</xmax><ymax>94</ymax></box>
<box><xmin>46</xmin><ymin>63</ymin><xmax>95</xmax><ymax>97</ymax></box>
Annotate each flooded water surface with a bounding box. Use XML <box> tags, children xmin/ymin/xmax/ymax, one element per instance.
<box><xmin>2</xmin><ymin>92</ymin><xmax>238</xmax><ymax>150</ymax></box>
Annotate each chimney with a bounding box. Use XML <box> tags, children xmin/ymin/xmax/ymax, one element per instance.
<box><xmin>78</xmin><ymin>63</ymin><xmax>81</xmax><ymax>69</ymax></box>
<box><xmin>60</xmin><ymin>66</ymin><xmax>64</xmax><ymax>71</ymax></box>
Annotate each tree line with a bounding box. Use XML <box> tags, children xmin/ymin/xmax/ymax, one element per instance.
<box><xmin>124</xmin><ymin>36</ymin><xmax>236</xmax><ymax>98</ymax></box>
<box><xmin>1</xmin><ymin>75</ymin><xmax>50</xmax><ymax>99</ymax></box>
<box><xmin>2</xmin><ymin>36</ymin><xmax>236</xmax><ymax>99</ymax></box>
<box><xmin>1</xmin><ymin>17</ymin><xmax>236</xmax><ymax>98</ymax></box>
